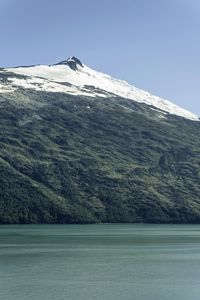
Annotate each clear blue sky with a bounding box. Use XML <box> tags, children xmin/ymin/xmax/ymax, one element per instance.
<box><xmin>1</xmin><ymin>0</ymin><xmax>200</xmax><ymax>114</ymax></box>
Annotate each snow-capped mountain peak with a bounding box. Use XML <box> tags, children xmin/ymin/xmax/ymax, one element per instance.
<box><xmin>1</xmin><ymin>57</ymin><xmax>199</xmax><ymax>121</ymax></box>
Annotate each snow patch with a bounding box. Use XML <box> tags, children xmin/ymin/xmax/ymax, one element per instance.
<box><xmin>0</xmin><ymin>82</ymin><xmax>16</xmax><ymax>93</ymax></box>
<box><xmin>7</xmin><ymin>76</ymin><xmax>106</xmax><ymax>98</ymax></box>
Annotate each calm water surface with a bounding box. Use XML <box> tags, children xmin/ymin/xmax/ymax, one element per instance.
<box><xmin>0</xmin><ymin>224</ymin><xmax>200</xmax><ymax>300</ymax></box>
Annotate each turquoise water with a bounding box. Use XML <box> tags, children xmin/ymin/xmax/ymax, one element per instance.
<box><xmin>0</xmin><ymin>224</ymin><xmax>200</xmax><ymax>300</ymax></box>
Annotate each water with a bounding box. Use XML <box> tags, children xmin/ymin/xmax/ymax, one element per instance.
<box><xmin>0</xmin><ymin>224</ymin><xmax>200</xmax><ymax>300</ymax></box>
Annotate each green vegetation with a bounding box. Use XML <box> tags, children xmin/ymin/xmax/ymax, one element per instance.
<box><xmin>0</xmin><ymin>78</ymin><xmax>200</xmax><ymax>223</ymax></box>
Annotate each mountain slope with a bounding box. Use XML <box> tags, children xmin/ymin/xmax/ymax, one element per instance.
<box><xmin>0</xmin><ymin>57</ymin><xmax>200</xmax><ymax>224</ymax></box>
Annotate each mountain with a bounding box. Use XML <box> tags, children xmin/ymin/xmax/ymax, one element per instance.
<box><xmin>0</xmin><ymin>56</ymin><xmax>200</xmax><ymax>224</ymax></box>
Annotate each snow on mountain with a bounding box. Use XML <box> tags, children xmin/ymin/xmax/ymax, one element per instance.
<box><xmin>7</xmin><ymin>76</ymin><xmax>106</xmax><ymax>98</ymax></box>
<box><xmin>0</xmin><ymin>82</ymin><xmax>16</xmax><ymax>93</ymax></box>
<box><xmin>2</xmin><ymin>56</ymin><xmax>199</xmax><ymax>121</ymax></box>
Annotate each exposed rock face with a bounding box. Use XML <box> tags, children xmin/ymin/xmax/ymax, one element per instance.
<box><xmin>57</xmin><ymin>56</ymin><xmax>83</xmax><ymax>71</ymax></box>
